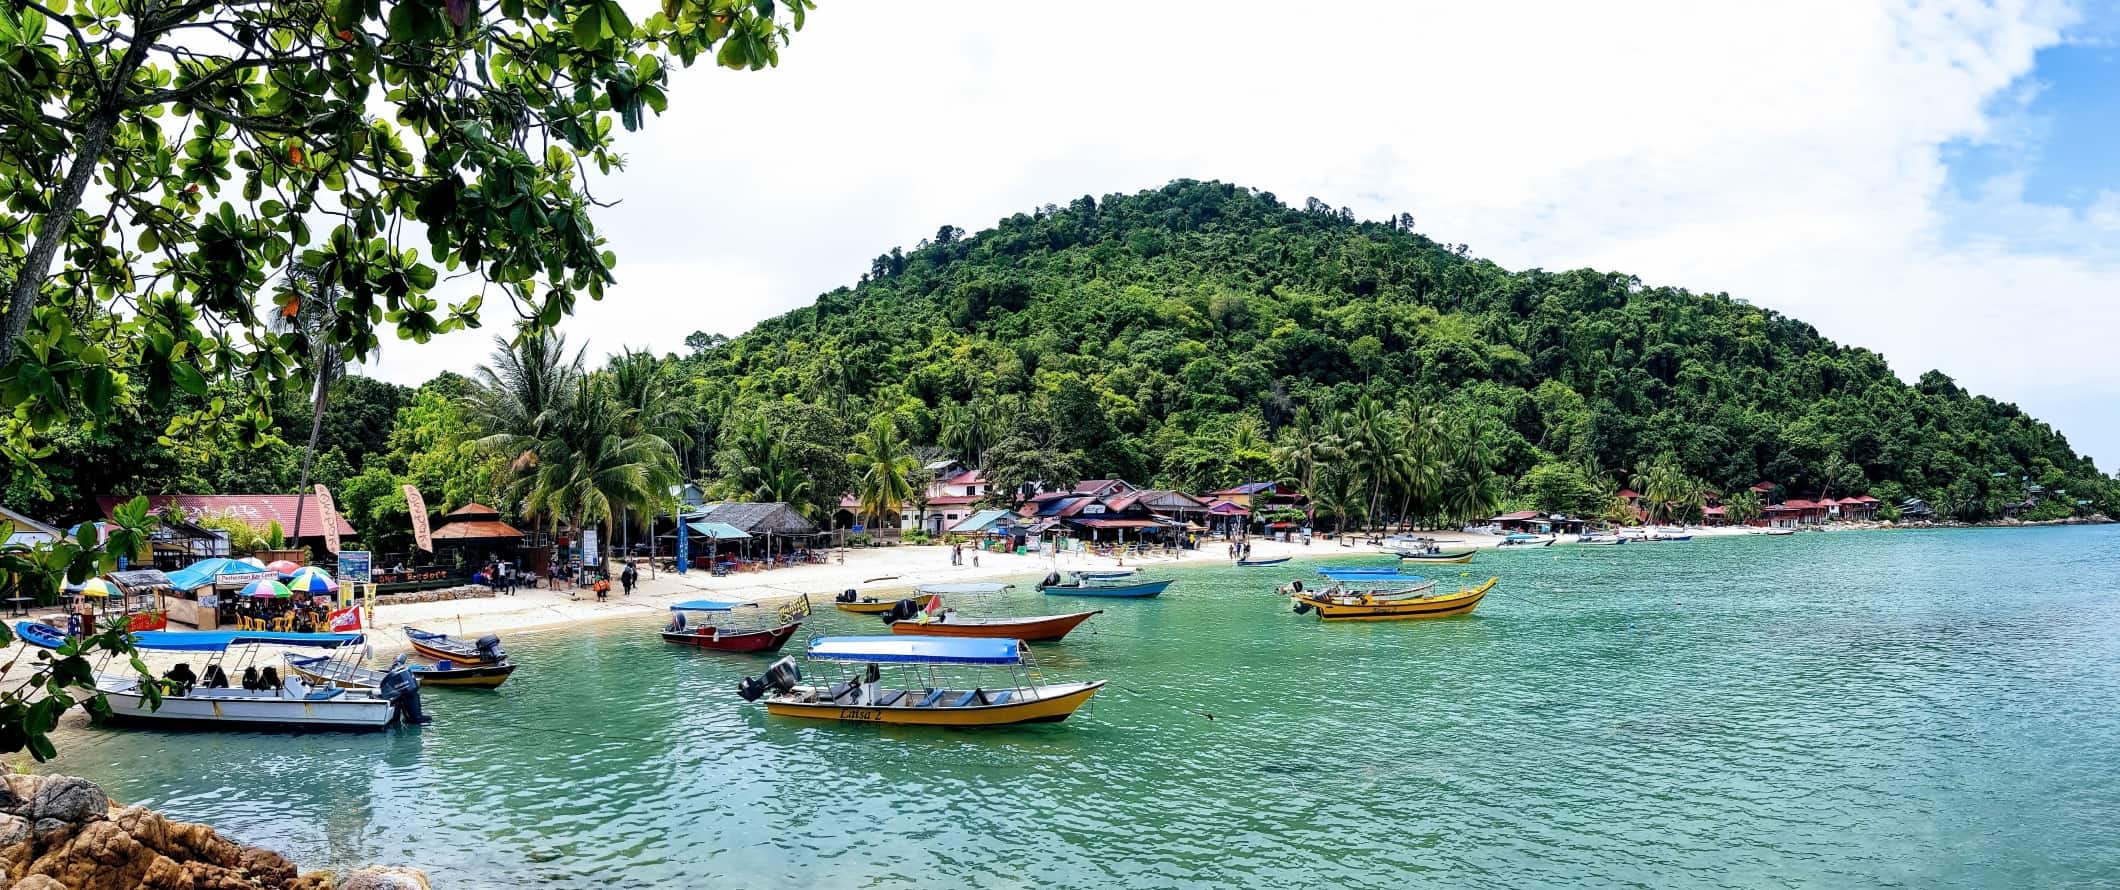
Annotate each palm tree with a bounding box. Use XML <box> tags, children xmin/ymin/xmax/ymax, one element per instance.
<box><xmin>847</xmin><ymin>415</ymin><xmax>918</xmax><ymax>530</ymax></box>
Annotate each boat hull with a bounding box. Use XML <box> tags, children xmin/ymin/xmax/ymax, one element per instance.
<box><xmin>662</xmin><ymin>621</ymin><xmax>802</xmax><ymax>653</ymax></box>
<box><xmin>1397</xmin><ymin>552</ymin><xmax>1475</xmax><ymax>564</ymax></box>
<box><xmin>888</xmin><ymin>610</ymin><xmax>1099</xmax><ymax>643</ymax></box>
<box><xmin>764</xmin><ymin>681</ymin><xmax>1104</xmax><ymax>726</ymax></box>
<box><xmin>1039</xmin><ymin>579</ymin><xmax>1171</xmax><ymax>598</ymax></box>
<box><xmin>1294</xmin><ymin>578</ymin><xmax>1496</xmax><ymax>621</ymax></box>
<box><xmin>94</xmin><ymin>680</ymin><xmax>398</xmax><ymax>732</ymax></box>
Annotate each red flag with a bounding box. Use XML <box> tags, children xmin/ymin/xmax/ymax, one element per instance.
<box><xmin>328</xmin><ymin>606</ymin><xmax>362</xmax><ymax>632</ymax></box>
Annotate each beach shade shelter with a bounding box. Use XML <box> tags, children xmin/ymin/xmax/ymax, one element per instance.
<box><xmin>286</xmin><ymin>566</ymin><xmax>339</xmax><ymax>596</ymax></box>
<box><xmin>265</xmin><ymin>560</ymin><xmax>302</xmax><ymax>577</ymax></box>
<box><xmin>429</xmin><ymin>503</ymin><xmax>526</xmax><ymax>577</ymax></box>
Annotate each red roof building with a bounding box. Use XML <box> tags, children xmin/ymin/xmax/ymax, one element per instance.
<box><xmin>99</xmin><ymin>494</ymin><xmax>355</xmax><ymax>539</ymax></box>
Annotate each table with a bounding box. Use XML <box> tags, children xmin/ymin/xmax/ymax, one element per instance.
<box><xmin>3</xmin><ymin>597</ymin><xmax>33</xmax><ymax>617</ymax></box>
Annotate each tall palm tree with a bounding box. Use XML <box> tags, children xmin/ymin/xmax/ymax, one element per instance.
<box><xmin>847</xmin><ymin>415</ymin><xmax>918</xmax><ymax>530</ymax></box>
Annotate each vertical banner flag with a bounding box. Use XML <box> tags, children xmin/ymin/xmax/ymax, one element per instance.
<box><xmin>403</xmin><ymin>485</ymin><xmax>433</xmax><ymax>552</ymax></box>
<box><xmin>313</xmin><ymin>483</ymin><xmax>343</xmax><ymax>554</ymax></box>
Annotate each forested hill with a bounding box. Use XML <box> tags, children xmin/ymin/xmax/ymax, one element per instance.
<box><xmin>686</xmin><ymin>179</ymin><xmax>2113</xmax><ymax>520</ymax></box>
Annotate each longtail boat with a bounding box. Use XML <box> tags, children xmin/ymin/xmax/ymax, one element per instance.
<box><xmin>1236</xmin><ymin>556</ymin><xmax>1290</xmax><ymax>566</ymax></box>
<box><xmin>663</xmin><ymin>597</ymin><xmax>808</xmax><ymax>654</ymax></box>
<box><xmin>404</xmin><ymin>627</ymin><xmax>507</xmax><ymax>664</ymax></box>
<box><xmin>1036</xmin><ymin>572</ymin><xmax>1172</xmax><ymax>598</ymax></box>
<box><xmin>286</xmin><ymin>653</ymin><xmax>518</xmax><ymax>690</ymax></box>
<box><xmin>738</xmin><ymin>635</ymin><xmax>1104</xmax><ymax>727</ymax></box>
<box><xmin>888</xmin><ymin>609</ymin><xmax>1099</xmax><ymax>642</ymax></box>
<box><xmin>1290</xmin><ymin>577</ymin><xmax>1497</xmax><ymax>621</ymax></box>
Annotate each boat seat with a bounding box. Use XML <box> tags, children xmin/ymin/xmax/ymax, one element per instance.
<box><xmin>915</xmin><ymin>688</ymin><xmax>945</xmax><ymax>708</ymax></box>
<box><xmin>983</xmin><ymin>690</ymin><xmax>1013</xmax><ymax>706</ymax></box>
<box><xmin>872</xmin><ymin>689</ymin><xmax>907</xmax><ymax>707</ymax></box>
<box><xmin>303</xmin><ymin>688</ymin><xmax>344</xmax><ymax>701</ymax></box>
<box><xmin>948</xmin><ymin>690</ymin><xmax>979</xmax><ymax>708</ymax></box>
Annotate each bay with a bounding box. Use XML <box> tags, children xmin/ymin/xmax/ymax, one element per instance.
<box><xmin>43</xmin><ymin>526</ymin><xmax>2120</xmax><ymax>888</ymax></box>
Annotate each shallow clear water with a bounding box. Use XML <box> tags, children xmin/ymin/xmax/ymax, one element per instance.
<box><xmin>43</xmin><ymin>526</ymin><xmax>2120</xmax><ymax>888</ymax></box>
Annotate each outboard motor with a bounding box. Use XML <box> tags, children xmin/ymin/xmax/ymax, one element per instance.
<box><xmin>379</xmin><ymin>666</ymin><xmax>431</xmax><ymax>725</ymax></box>
<box><xmin>836</xmin><ymin>589</ymin><xmax>858</xmax><ymax>604</ymax></box>
<box><xmin>738</xmin><ymin>657</ymin><xmax>802</xmax><ymax>702</ymax></box>
<box><xmin>474</xmin><ymin>634</ymin><xmax>506</xmax><ymax>662</ymax></box>
<box><xmin>881</xmin><ymin>598</ymin><xmax>923</xmax><ymax>624</ymax></box>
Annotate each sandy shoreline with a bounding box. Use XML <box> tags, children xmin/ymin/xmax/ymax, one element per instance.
<box><xmin>352</xmin><ymin>524</ymin><xmax>1770</xmax><ymax>650</ymax></box>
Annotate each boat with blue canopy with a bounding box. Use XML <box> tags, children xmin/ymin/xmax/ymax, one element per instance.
<box><xmin>737</xmin><ymin>635</ymin><xmax>1105</xmax><ymax>727</ymax></box>
<box><xmin>13</xmin><ymin>625</ymin><xmax>427</xmax><ymax>731</ymax></box>
<box><xmin>663</xmin><ymin>595</ymin><xmax>807</xmax><ymax>653</ymax></box>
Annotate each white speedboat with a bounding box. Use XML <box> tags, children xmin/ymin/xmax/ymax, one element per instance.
<box><xmin>20</xmin><ymin>626</ymin><xmax>428</xmax><ymax>732</ymax></box>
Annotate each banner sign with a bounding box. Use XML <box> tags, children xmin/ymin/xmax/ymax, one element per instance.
<box><xmin>313</xmin><ymin>483</ymin><xmax>343</xmax><ymax>554</ymax></box>
<box><xmin>403</xmin><ymin>485</ymin><xmax>433</xmax><ymax>552</ymax></box>
<box><xmin>337</xmin><ymin>550</ymin><xmax>372</xmax><ymax>584</ymax></box>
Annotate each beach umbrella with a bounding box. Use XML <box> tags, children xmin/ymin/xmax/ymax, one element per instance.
<box><xmin>241</xmin><ymin>579</ymin><xmax>293</xmax><ymax>599</ymax></box>
<box><xmin>266</xmin><ymin>560</ymin><xmax>302</xmax><ymax>577</ymax></box>
<box><xmin>77</xmin><ymin>578</ymin><xmax>123</xmax><ymax>598</ymax></box>
<box><xmin>286</xmin><ymin>566</ymin><xmax>338</xmax><ymax>594</ymax></box>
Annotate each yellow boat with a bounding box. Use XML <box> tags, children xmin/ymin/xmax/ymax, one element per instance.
<box><xmin>1291</xmin><ymin>577</ymin><xmax>1497</xmax><ymax>621</ymax></box>
<box><xmin>739</xmin><ymin>636</ymin><xmax>1104</xmax><ymax>727</ymax></box>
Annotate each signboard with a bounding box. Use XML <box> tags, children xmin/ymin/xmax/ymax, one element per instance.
<box><xmin>313</xmin><ymin>483</ymin><xmax>343</xmax><ymax>554</ymax></box>
<box><xmin>403</xmin><ymin>485</ymin><xmax>433</xmax><ymax>552</ymax></box>
<box><xmin>583</xmin><ymin>528</ymin><xmax>599</xmax><ymax>568</ymax></box>
<box><xmin>337</xmin><ymin>550</ymin><xmax>372</xmax><ymax>584</ymax></box>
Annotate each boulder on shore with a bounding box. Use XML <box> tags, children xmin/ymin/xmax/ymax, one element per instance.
<box><xmin>0</xmin><ymin>773</ymin><xmax>429</xmax><ymax>890</ymax></box>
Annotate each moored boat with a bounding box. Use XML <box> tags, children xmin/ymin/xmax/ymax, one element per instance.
<box><xmin>14</xmin><ymin>627</ymin><xmax>429</xmax><ymax>731</ymax></box>
<box><xmin>404</xmin><ymin>627</ymin><xmax>508</xmax><ymax>664</ymax></box>
<box><xmin>1290</xmin><ymin>577</ymin><xmax>1496</xmax><ymax>621</ymax></box>
<box><xmin>1035</xmin><ymin>572</ymin><xmax>1173</xmax><ymax>598</ymax></box>
<box><xmin>888</xmin><ymin>609</ymin><xmax>1100</xmax><ymax>642</ymax></box>
<box><xmin>662</xmin><ymin>597</ymin><xmax>808</xmax><ymax>654</ymax></box>
<box><xmin>738</xmin><ymin>636</ymin><xmax>1105</xmax><ymax>727</ymax></box>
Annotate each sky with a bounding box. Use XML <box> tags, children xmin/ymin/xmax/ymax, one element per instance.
<box><xmin>357</xmin><ymin>0</ymin><xmax>2120</xmax><ymax>471</ymax></box>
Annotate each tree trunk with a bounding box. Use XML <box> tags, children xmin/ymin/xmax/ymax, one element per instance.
<box><xmin>2</xmin><ymin>114</ymin><xmax>118</xmax><ymax>362</ymax></box>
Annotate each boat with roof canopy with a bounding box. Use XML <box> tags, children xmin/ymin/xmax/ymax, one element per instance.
<box><xmin>16</xmin><ymin>625</ymin><xmax>427</xmax><ymax>731</ymax></box>
<box><xmin>737</xmin><ymin>635</ymin><xmax>1105</xmax><ymax>726</ymax></box>
<box><xmin>662</xmin><ymin>595</ymin><xmax>808</xmax><ymax>653</ymax></box>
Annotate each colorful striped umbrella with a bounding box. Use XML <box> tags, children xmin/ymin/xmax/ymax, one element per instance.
<box><xmin>266</xmin><ymin>560</ymin><xmax>302</xmax><ymax>577</ymax></box>
<box><xmin>285</xmin><ymin>566</ymin><xmax>338</xmax><ymax>594</ymax></box>
<box><xmin>77</xmin><ymin>578</ymin><xmax>123</xmax><ymax>598</ymax></box>
<box><xmin>240</xmin><ymin>578</ymin><xmax>293</xmax><ymax>599</ymax></box>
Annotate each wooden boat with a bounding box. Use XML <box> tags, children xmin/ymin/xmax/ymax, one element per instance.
<box><xmin>739</xmin><ymin>636</ymin><xmax>1104</xmax><ymax>727</ymax></box>
<box><xmin>1397</xmin><ymin>550</ymin><xmax>1475</xmax><ymax>564</ymax></box>
<box><xmin>285</xmin><ymin>653</ymin><xmax>518</xmax><ymax>690</ymax></box>
<box><xmin>1291</xmin><ymin>577</ymin><xmax>1495</xmax><ymax>621</ymax></box>
<box><xmin>404</xmin><ymin>627</ymin><xmax>507</xmax><ymax>664</ymax></box>
<box><xmin>1235</xmin><ymin>556</ymin><xmax>1290</xmax><ymax>566</ymax></box>
<box><xmin>1036</xmin><ymin>574</ymin><xmax>1172</xmax><ymax>598</ymax></box>
<box><xmin>17</xmin><ymin>629</ymin><xmax>428</xmax><ymax>731</ymax></box>
<box><xmin>888</xmin><ymin>609</ymin><xmax>1099</xmax><ymax>642</ymax></box>
<box><xmin>662</xmin><ymin>598</ymin><xmax>807</xmax><ymax>654</ymax></box>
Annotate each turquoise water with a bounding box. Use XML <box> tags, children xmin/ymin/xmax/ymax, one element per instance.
<box><xmin>43</xmin><ymin>527</ymin><xmax>2120</xmax><ymax>888</ymax></box>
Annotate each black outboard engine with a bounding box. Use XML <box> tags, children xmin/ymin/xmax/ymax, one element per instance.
<box><xmin>379</xmin><ymin>666</ymin><xmax>431</xmax><ymax>725</ymax></box>
<box><xmin>881</xmin><ymin>598</ymin><xmax>923</xmax><ymax>624</ymax></box>
<box><xmin>835</xmin><ymin>589</ymin><xmax>858</xmax><ymax>603</ymax></box>
<box><xmin>474</xmin><ymin>634</ymin><xmax>506</xmax><ymax>662</ymax></box>
<box><xmin>738</xmin><ymin>657</ymin><xmax>802</xmax><ymax>702</ymax></box>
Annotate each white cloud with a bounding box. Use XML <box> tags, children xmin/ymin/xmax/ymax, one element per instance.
<box><xmin>357</xmin><ymin>0</ymin><xmax>2120</xmax><ymax>468</ymax></box>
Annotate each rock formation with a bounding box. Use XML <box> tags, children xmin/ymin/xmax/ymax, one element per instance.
<box><xmin>0</xmin><ymin>774</ymin><xmax>429</xmax><ymax>890</ymax></box>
